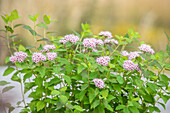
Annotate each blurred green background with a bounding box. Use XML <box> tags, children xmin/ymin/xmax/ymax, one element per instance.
<box><xmin>0</xmin><ymin>0</ymin><xmax>170</xmax><ymax>65</ymax></box>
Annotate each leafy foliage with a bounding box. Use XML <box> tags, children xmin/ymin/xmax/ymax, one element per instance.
<box><xmin>1</xmin><ymin>10</ymin><xmax>170</xmax><ymax>113</ymax></box>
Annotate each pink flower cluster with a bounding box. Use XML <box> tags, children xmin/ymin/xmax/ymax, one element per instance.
<box><xmin>96</xmin><ymin>56</ymin><xmax>110</xmax><ymax>66</ymax></box>
<box><xmin>60</xmin><ymin>34</ymin><xmax>79</xmax><ymax>44</ymax></box>
<box><xmin>93</xmin><ymin>78</ymin><xmax>105</xmax><ymax>88</ymax></box>
<box><xmin>123</xmin><ymin>60</ymin><xmax>140</xmax><ymax>71</ymax></box>
<box><xmin>47</xmin><ymin>52</ymin><xmax>57</xmax><ymax>61</ymax></box>
<box><xmin>104</xmin><ymin>39</ymin><xmax>119</xmax><ymax>45</ymax></box>
<box><xmin>83</xmin><ymin>38</ymin><xmax>96</xmax><ymax>48</ymax></box>
<box><xmin>83</xmin><ymin>38</ymin><xmax>104</xmax><ymax>48</ymax></box>
<box><xmin>138</xmin><ymin>44</ymin><xmax>155</xmax><ymax>54</ymax></box>
<box><xmin>41</xmin><ymin>45</ymin><xmax>56</xmax><ymax>52</ymax></box>
<box><xmin>10</xmin><ymin>52</ymin><xmax>28</xmax><ymax>63</ymax></box>
<box><xmin>128</xmin><ymin>51</ymin><xmax>143</xmax><ymax>60</ymax></box>
<box><xmin>99</xmin><ymin>31</ymin><xmax>113</xmax><ymax>38</ymax></box>
<box><xmin>121</xmin><ymin>51</ymin><xmax>129</xmax><ymax>56</ymax></box>
<box><xmin>32</xmin><ymin>53</ymin><xmax>46</xmax><ymax>63</ymax></box>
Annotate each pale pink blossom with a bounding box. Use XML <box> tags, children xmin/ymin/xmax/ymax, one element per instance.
<box><xmin>138</xmin><ymin>44</ymin><xmax>155</xmax><ymax>54</ymax></box>
<box><xmin>99</xmin><ymin>31</ymin><xmax>113</xmax><ymax>38</ymax></box>
<box><xmin>32</xmin><ymin>53</ymin><xmax>46</xmax><ymax>63</ymax></box>
<box><xmin>41</xmin><ymin>45</ymin><xmax>56</xmax><ymax>52</ymax></box>
<box><xmin>121</xmin><ymin>51</ymin><xmax>129</xmax><ymax>56</ymax></box>
<box><xmin>93</xmin><ymin>78</ymin><xmax>105</xmax><ymax>88</ymax></box>
<box><xmin>123</xmin><ymin>60</ymin><xmax>140</xmax><ymax>71</ymax></box>
<box><xmin>10</xmin><ymin>51</ymin><xmax>28</xmax><ymax>63</ymax></box>
<box><xmin>47</xmin><ymin>52</ymin><xmax>57</xmax><ymax>61</ymax></box>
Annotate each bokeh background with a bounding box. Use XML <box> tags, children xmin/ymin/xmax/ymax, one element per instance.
<box><xmin>0</xmin><ymin>0</ymin><xmax>170</xmax><ymax>65</ymax></box>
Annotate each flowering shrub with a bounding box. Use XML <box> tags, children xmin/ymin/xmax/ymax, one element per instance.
<box><xmin>1</xmin><ymin>10</ymin><xmax>170</xmax><ymax>113</ymax></box>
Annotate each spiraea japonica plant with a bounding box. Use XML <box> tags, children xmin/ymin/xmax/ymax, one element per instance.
<box><xmin>1</xmin><ymin>10</ymin><xmax>170</xmax><ymax>113</ymax></box>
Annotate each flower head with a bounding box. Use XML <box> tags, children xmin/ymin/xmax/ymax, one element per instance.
<box><xmin>93</xmin><ymin>78</ymin><xmax>105</xmax><ymax>88</ymax></box>
<box><xmin>96</xmin><ymin>56</ymin><xmax>110</xmax><ymax>66</ymax></box>
<box><xmin>121</xmin><ymin>51</ymin><xmax>129</xmax><ymax>56</ymax></box>
<box><xmin>10</xmin><ymin>51</ymin><xmax>28</xmax><ymax>63</ymax></box>
<box><xmin>104</xmin><ymin>39</ymin><xmax>119</xmax><ymax>45</ymax></box>
<box><xmin>9</xmin><ymin>56</ymin><xmax>17</xmax><ymax>63</ymax></box>
<box><xmin>123</xmin><ymin>60</ymin><xmax>140</xmax><ymax>71</ymax></box>
<box><xmin>32</xmin><ymin>53</ymin><xmax>46</xmax><ymax>63</ymax></box>
<box><xmin>99</xmin><ymin>31</ymin><xmax>113</xmax><ymax>38</ymax></box>
<box><xmin>63</xmin><ymin>34</ymin><xmax>79</xmax><ymax>44</ymax></box>
<box><xmin>83</xmin><ymin>38</ymin><xmax>96</xmax><ymax>48</ymax></box>
<box><xmin>128</xmin><ymin>51</ymin><xmax>142</xmax><ymax>60</ymax></box>
<box><xmin>41</xmin><ymin>45</ymin><xmax>56</xmax><ymax>52</ymax></box>
<box><xmin>47</xmin><ymin>52</ymin><xmax>57</xmax><ymax>61</ymax></box>
<box><xmin>138</xmin><ymin>44</ymin><xmax>155</xmax><ymax>54</ymax></box>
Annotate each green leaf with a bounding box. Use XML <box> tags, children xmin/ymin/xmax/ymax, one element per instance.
<box><xmin>116</xmin><ymin>75</ymin><xmax>124</xmax><ymax>84</ymax></box>
<box><xmin>123</xmin><ymin>107</ymin><xmax>130</xmax><ymax>113</ymax></box>
<box><xmin>89</xmin><ymin>87</ymin><xmax>96</xmax><ymax>103</ymax></box>
<box><xmin>9</xmin><ymin>9</ymin><xmax>20</xmax><ymax>21</ymax></box>
<box><xmin>3</xmin><ymin>67</ymin><xmax>15</xmax><ymax>76</ymax></box>
<box><xmin>94</xmin><ymin>104</ymin><xmax>105</xmax><ymax>113</ymax></box>
<box><xmin>23</xmin><ymin>25</ymin><xmax>40</xmax><ymax>36</ymax></box>
<box><xmin>65</xmin><ymin>64</ymin><xmax>74</xmax><ymax>74</ymax></box>
<box><xmin>115</xmin><ymin>105</ymin><xmax>126</xmax><ymax>110</ymax></box>
<box><xmin>78</xmin><ymin>90</ymin><xmax>87</xmax><ymax>101</ymax></box>
<box><xmin>36</xmin><ymin>67</ymin><xmax>46</xmax><ymax>78</ymax></box>
<box><xmin>36</xmin><ymin>101</ymin><xmax>45</xmax><ymax>111</ymax></box>
<box><xmin>11</xmin><ymin>72</ymin><xmax>21</xmax><ymax>82</ymax></box>
<box><xmin>1</xmin><ymin>15</ymin><xmax>8</xmax><ymax>24</ymax></box>
<box><xmin>5</xmin><ymin>26</ymin><xmax>14</xmax><ymax>33</ymax></box>
<box><xmin>0</xmin><ymin>81</ymin><xmax>10</xmax><ymax>86</ymax></box>
<box><xmin>91</xmin><ymin>100</ymin><xmax>100</xmax><ymax>108</ymax></box>
<box><xmin>73</xmin><ymin>105</ymin><xmax>83</xmax><ymax>111</ymax></box>
<box><xmin>23</xmin><ymin>73</ymin><xmax>32</xmax><ymax>82</ymax></box>
<box><xmin>132</xmin><ymin>97</ymin><xmax>140</xmax><ymax>101</ymax></box>
<box><xmin>43</xmin><ymin>15</ymin><xmax>50</xmax><ymax>24</ymax></box>
<box><xmin>164</xmin><ymin>31</ymin><xmax>170</xmax><ymax>41</ymax></box>
<box><xmin>128</xmin><ymin>106</ymin><xmax>139</xmax><ymax>113</ymax></box>
<box><xmin>81</xmin><ymin>84</ymin><xmax>89</xmax><ymax>91</ymax></box>
<box><xmin>51</xmin><ymin>90</ymin><xmax>60</xmax><ymax>95</ymax></box>
<box><xmin>146</xmin><ymin>83</ymin><xmax>159</xmax><ymax>92</ymax></box>
<box><xmin>100</xmin><ymin>89</ymin><xmax>109</xmax><ymax>99</ymax></box>
<box><xmin>59</xmin><ymin>95</ymin><xmax>68</xmax><ymax>104</ymax></box>
<box><xmin>14</xmin><ymin>24</ymin><xmax>23</xmax><ymax>28</ymax></box>
<box><xmin>63</xmin><ymin>75</ymin><xmax>71</xmax><ymax>85</ymax></box>
<box><xmin>36</xmin><ymin>22</ymin><xmax>48</xmax><ymax>29</ymax></box>
<box><xmin>18</xmin><ymin>44</ymin><xmax>26</xmax><ymax>51</ymax></box>
<box><xmin>2</xmin><ymin>86</ymin><xmax>15</xmax><ymax>93</ymax></box>
<box><xmin>53</xmin><ymin>67</ymin><xmax>61</xmax><ymax>74</ymax></box>
<box><xmin>77</xmin><ymin>64</ymin><xmax>86</xmax><ymax>74</ymax></box>
<box><xmin>106</xmin><ymin>95</ymin><xmax>116</xmax><ymax>102</ymax></box>
<box><xmin>29</xmin><ymin>15</ymin><xmax>36</xmax><ymax>22</ymax></box>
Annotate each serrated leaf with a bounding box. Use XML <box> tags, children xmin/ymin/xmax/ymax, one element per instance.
<box><xmin>115</xmin><ymin>105</ymin><xmax>126</xmax><ymax>110</ymax></box>
<box><xmin>100</xmin><ymin>89</ymin><xmax>109</xmax><ymax>99</ymax></box>
<box><xmin>73</xmin><ymin>105</ymin><xmax>83</xmax><ymax>111</ymax></box>
<box><xmin>2</xmin><ymin>86</ymin><xmax>15</xmax><ymax>93</ymax></box>
<box><xmin>36</xmin><ymin>101</ymin><xmax>45</xmax><ymax>111</ymax></box>
<box><xmin>91</xmin><ymin>100</ymin><xmax>100</xmax><ymax>108</ymax></box>
<box><xmin>36</xmin><ymin>67</ymin><xmax>46</xmax><ymax>78</ymax></box>
<box><xmin>129</xmin><ymin>106</ymin><xmax>140</xmax><ymax>113</ymax></box>
<box><xmin>77</xmin><ymin>64</ymin><xmax>86</xmax><ymax>74</ymax></box>
<box><xmin>89</xmin><ymin>87</ymin><xmax>96</xmax><ymax>103</ymax></box>
<box><xmin>63</xmin><ymin>75</ymin><xmax>71</xmax><ymax>85</ymax></box>
<box><xmin>3</xmin><ymin>67</ymin><xmax>15</xmax><ymax>76</ymax></box>
<box><xmin>59</xmin><ymin>95</ymin><xmax>68</xmax><ymax>104</ymax></box>
<box><xmin>116</xmin><ymin>75</ymin><xmax>124</xmax><ymax>84</ymax></box>
<box><xmin>51</xmin><ymin>90</ymin><xmax>60</xmax><ymax>95</ymax></box>
<box><xmin>23</xmin><ymin>73</ymin><xmax>32</xmax><ymax>82</ymax></box>
<box><xmin>0</xmin><ymin>81</ymin><xmax>10</xmax><ymax>86</ymax></box>
<box><xmin>11</xmin><ymin>72</ymin><xmax>21</xmax><ymax>82</ymax></box>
